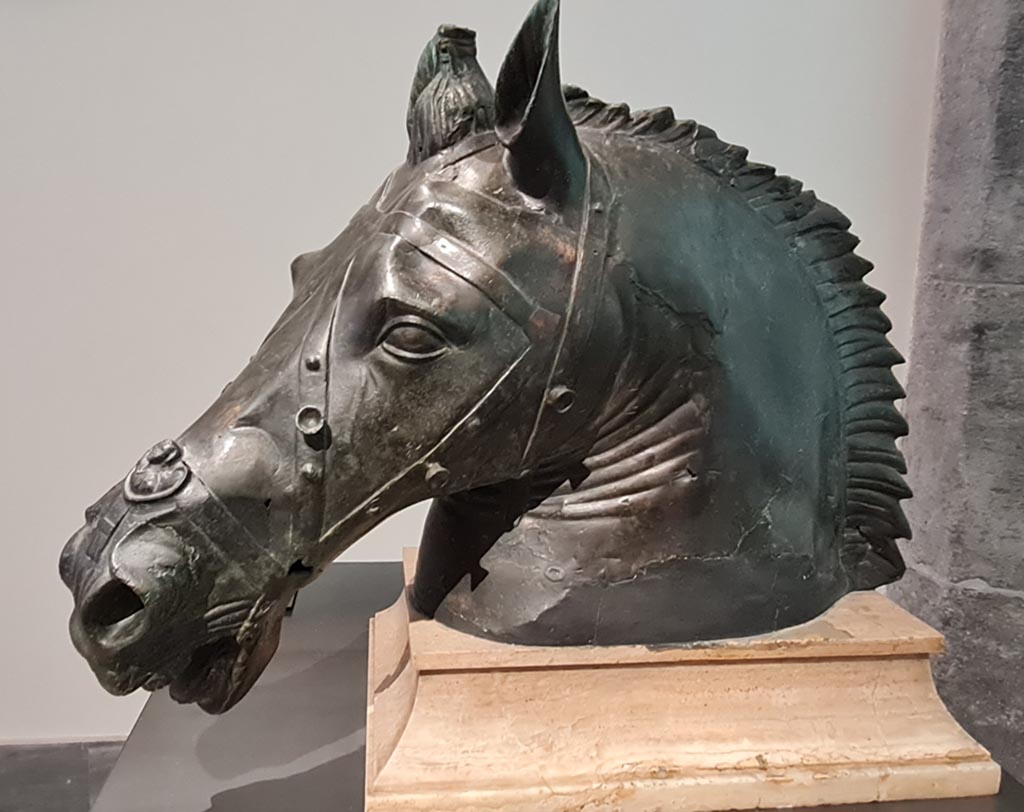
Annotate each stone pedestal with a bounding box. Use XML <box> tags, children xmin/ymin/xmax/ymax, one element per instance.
<box><xmin>364</xmin><ymin>552</ymin><xmax>999</xmax><ymax>812</ymax></box>
<box><xmin>890</xmin><ymin>0</ymin><xmax>1024</xmax><ymax>779</ymax></box>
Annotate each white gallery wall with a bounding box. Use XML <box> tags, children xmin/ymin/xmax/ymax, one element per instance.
<box><xmin>0</xmin><ymin>1</ymin><xmax>941</xmax><ymax>742</ymax></box>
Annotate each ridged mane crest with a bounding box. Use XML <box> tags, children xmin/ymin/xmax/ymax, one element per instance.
<box><xmin>406</xmin><ymin>25</ymin><xmax>496</xmax><ymax>165</ymax></box>
<box><xmin>563</xmin><ymin>86</ymin><xmax>912</xmax><ymax>589</ymax></box>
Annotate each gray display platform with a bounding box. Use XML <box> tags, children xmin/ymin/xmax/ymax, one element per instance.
<box><xmin>92</xmin><ymin>562</ymin><xmax>1022</xmax><ymax>812</ymax></box>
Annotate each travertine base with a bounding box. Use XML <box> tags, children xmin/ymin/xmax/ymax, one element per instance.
<box><xmin>364</xmin><ymin>550</ymin><xmax>1000</xmax><ymax>812</ymax></box>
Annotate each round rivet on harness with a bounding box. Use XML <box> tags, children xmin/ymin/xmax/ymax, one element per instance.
<box><xmin>295</xmin><ymin>406</ymin><xmax>325</xmax><ymax>437</ymax></box>
<box><xmin>546</xmin><ymin>385</ymin><xmax>576</xmax><ymax>414</ymax></box>
<box><xmin>425</xmin><ymin>463</ymin><xmax>451</xmax><ymax>492</ymax></box>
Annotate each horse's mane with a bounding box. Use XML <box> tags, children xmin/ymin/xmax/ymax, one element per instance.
<box><xmin>564</xmin><ymin>86</ymin><xmax>911</xmax><ymax>590</ymax></box>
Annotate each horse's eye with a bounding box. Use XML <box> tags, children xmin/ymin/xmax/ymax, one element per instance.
<box><xmin>379</xmin><ymin>318</ymin><xmax>449</xmax><ymax>362</ymax></box>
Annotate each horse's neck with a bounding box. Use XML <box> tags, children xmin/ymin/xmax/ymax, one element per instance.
<box><xmin>520</xmin><ymin>284</ymin><xmax>716</xmax><ymax>569</ymax></box>
<box><xmin>528</xmin><ymin>362</ymin><xmax>709</xmax><ymax>523</ymax></box>
<box><xmin>411</xmin><ymin>269</ymin><xmax>719</xmax><ymax>629</ymax></box>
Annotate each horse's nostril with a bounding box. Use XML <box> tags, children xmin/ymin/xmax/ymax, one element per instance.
<box><xmin>83</xmin><ymin>580</ymin><xmax>145</xmax><ymax>628</ymax></box>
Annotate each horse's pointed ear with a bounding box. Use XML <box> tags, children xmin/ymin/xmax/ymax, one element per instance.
<box><xmin>494</xmin><ymin>0</ymin><xmax>585</xmax><ymax>207</ymax></box>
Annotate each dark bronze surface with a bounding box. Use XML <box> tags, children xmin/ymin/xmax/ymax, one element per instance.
<box><xmin>60</xmin><ymin>0</ymin><xmax>910</xmax><ymax>712</ymax></box>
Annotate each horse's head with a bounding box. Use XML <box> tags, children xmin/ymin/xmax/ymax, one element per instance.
<box><xmin>60</xmin><ymin>0</ymin><xmax>617</xmax><ymax>712</ymax></box>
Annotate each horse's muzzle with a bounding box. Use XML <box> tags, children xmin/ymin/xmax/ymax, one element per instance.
<box><xmin>59</xmin><ymin>438</ymin><xmax>287</xmax><ymax>711</ymax></box>
<box><xmin>60</xmin><ymin>480</ymin><xmax>208</xmax><ymax>696</ymax></box>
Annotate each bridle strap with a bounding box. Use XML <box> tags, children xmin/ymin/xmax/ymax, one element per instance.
<box><xmin>521</xmin><ymin>152</ymin><xmax>615</xmax><ymax>467</ymax></box>
<box><xmin>380</xmin><ymin>210</ymin><xmax>559</xmax><ymax>341</ymax></box>
<box><xmin>288</xmin><ymin>265</ymin><xmax>346</xmax><ymax>554</ymax></box>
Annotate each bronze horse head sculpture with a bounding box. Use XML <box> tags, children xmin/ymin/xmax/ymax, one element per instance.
<box><xmin>60</xmin><ymin>0</ymin><xmax>910</xmax><ymax>713</ymax></box>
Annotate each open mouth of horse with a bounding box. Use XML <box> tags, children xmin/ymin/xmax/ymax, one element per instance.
<box><xmin>87</xmin><ymin>601</ymin><xmax>285</xmax><ymax>714</ymax></box>
<box><xmin>169</xmin><ymin>604</ymin><xmax>285</xmax><ymax>713</ymax></box>
<box><xmin>167</xmin><ymin>637</ymin><xmax>246</xmax><ymax>713</ymax></box>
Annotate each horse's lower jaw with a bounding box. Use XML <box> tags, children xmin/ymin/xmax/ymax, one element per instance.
<box><xmin>169</xmin><ymin>602</ymin><xmax>287</xmax><ymax>714</ymax></box>
<box><xmin>168</xmin><ymin>637</ymin><xmax>244</xmax><ymax>713</ymax></box>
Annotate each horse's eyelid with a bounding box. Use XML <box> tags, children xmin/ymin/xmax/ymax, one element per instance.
<box><xmin>380</xmin><ymin>314</ymin><xmax>440</xmax><ymax>334</ymax></box>
<box><xmin>377</xmin><ymin>304</ymin><xmax>469</xmax><ymax>346</ymax></box>
<box><xmin>376</xmin><ymin>316</ymin><xmax>456</xmax><ymax>350</ymax></box>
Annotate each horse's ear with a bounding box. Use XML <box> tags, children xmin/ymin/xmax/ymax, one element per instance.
<box><xmin>494</xmin><ymin>0</ymin><xmax>585</xmax><ymax>207</ymax></box>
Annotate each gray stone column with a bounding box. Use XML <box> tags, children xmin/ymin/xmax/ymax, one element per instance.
<box><xmin>889</xmin><ymin>0</ymin><xmax>1024</xmax><ymax>780</ymax></box>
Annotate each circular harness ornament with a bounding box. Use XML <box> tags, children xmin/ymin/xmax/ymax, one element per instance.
<box><xmin>123</xmin><ymin>439</ymin><xmax>191</xmax><ymax>503</ymax></box>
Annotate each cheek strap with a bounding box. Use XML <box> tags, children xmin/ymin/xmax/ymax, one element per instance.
<box><xmin>288</xmin><ymin>261</ymin><xmax>349</xmax><ymax>556</ymax></box>
<box><xmin>520</xmin><ymin>152</ymin><xmax>615</xmax><ymax>468</ymax></box>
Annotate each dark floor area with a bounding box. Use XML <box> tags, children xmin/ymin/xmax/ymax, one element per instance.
<box><xmin>0</xmin><ymin>740</ymin><xmax>123</xmax><ymax>812</ymax></box>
